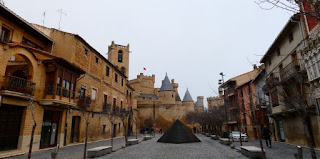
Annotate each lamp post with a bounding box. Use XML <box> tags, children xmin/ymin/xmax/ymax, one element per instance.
<box><xmin>218</xmin><ymin>72</ymin><xmax>231</xmax><ymax>145</ymax></box>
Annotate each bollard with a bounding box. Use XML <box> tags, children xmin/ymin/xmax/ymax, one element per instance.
<box><xmin>294</xmin><ymin>146</ymin><xmax>303</xmax><ymax>159</ymax></box>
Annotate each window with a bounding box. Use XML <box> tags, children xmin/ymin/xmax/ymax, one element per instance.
<box><xmin>268</xmin><ymin>60</ymin><xmax>271</xmax><ymax>66</ymax></box>
<box><xmin>106</xmin><ymin>66</ymin><xmax>110</xmax><ymax>77</ymax></box>
<box><xmin>118</xmin><ymin>51</ymin><xmax>123</xmax><ymax>63</ymax></box>
<box><xmin>120</xmin><ymin>101</ymin><xmax>123</xmax><ymax>109</ymax></box>
<box><xmin>22</xmin><ymin>37</ymin><xmax>43</xmax><ymax>50</ymax></box>
<box><xmin>103</xmin><ymin>94</ymin><xmax>108</xmax><ymax>111</ymax></box>
<box><xmin>118</xmin><ymin>123</ymin><xmax>121</xmax><ymax>132</ymax></box>
<box><xmin>276</xmin><ymin>48</ymin><xmax>280</xmax><ymax>56</ymax></box>
<box><xmin>113</xmin><ymin>98</ymin><xmax>116</xmax><ymax>110</ymax></box>
<box><xmin>115</xmin><ymin>73</ymin><xmax>118</xmax><ymax>82</ymax></box>
<box><xmin>91</xmin><ymin>88</ymin><xmax>97</xmax><ymax>100</ymax></box>
<box><xmin>288</xmin><ymin>32</ymin><xmax>293</xmax><ymax>42</ymax></box>
<box><xmin>79</xmin><ymin>87</ymin><xmax>86</xmax><ymax>98</ymax></box>
<box><xmin>121</xmin><ymin>67</ymin><xmax>125</xmax><ymax>75</ymax></box>
<box><xmin>96</xmin><ymin>57</ymin><xmax>99</xmax><ymax>63</ymax></box>
<box><xmin>121</xmin><ymin>78</ymin><xmax>124</xmax><ymax>86</ymax></box>
<box><xmin>84</xmin><ymin>48</ymin><xmax>88</xmax><ymax>56</ymax></box>
<box><xmin>0</xmin><ymin>26</ymin><xmax>11</xmax><ymax>42</ymax></box>
<box><xmin>271</xmin><ymin>90</ymin><xmax>279</xmax><ymax>107</ymax></box>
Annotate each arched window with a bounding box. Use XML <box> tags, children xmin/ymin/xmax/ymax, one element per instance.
<box><xmin>118</xmin><ymin>50</ymin><xmax>123</xmax><ymax>63</ymax></box>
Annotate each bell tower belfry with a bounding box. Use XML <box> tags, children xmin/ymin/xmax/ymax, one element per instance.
<box><xmin>108</xmin><ymin>41</ymin><xmax>130</xmax><ymax>77</ymax></box>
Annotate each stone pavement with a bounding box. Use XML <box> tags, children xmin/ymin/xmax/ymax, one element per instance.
<box><xmin>5</xmin><ymin>135</ymin><xmax>144</xmax><ymax>159</ymax></box>
<box><xmin>232</xmin><ymin>138</ymin><xmax>320</xmax><ymax>159</ymax></box>
<box><xmin>98</xmin><ymin>134</ymin><xmax>248</xmax><ymax>159</ymax></box>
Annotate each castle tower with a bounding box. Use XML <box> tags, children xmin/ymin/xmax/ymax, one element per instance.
<box><xmin>159</xmin><ymin>73</ymin><xmax>175</xmax><ymax>105</ymax></box>
<box><xmin>194</xmin><ymin>96</ymin><xmax>204</xmax><ymax>113</ymax></box>
<box><xmin>182</xmin><ymin>89</ymin><xmax>194</xmax><ymax>105</ymax></box>
<box><xmin>172</xmin><ymin>79</ymin><xmax>182</xmax><ymax>105</ymax></box>
<box><xmin>108</xmin><ymin>41</ymin><xmax>130</xmax><ymax>77</ymax></box>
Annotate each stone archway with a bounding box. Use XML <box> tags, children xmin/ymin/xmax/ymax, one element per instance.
<box><xmin>2</xmin><ymin>52</ymin><xmax>35</xmax><ymax>95</ymax></box>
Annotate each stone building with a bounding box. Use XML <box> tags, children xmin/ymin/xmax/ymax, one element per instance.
<box><xmin>194</xmin><ymin>96</ymin><xmax>204</xmax><ymax>113</ymax></box>
<box><xmin>129</xmin><ymin>73</ymin><xmax>203</xmax><ymax>132</ymax></box>
<box><xmin>0</xmin><ymin>4</ymin><xmax>135</xmax><ymax>157</ymax></box>
<box><xmin>207</xmin><ymin>96</ymin><xmax>223</xmax><ymax>111</ymax></box>
<box><xmin>260</xmin><ymin>14</ymin><xmax>320</xmax><ymax>148</ymax></box>
<box><xmin>218</xmin><ymin>68</ymin><xmax>259</xmax><ymax>137</ymax></box>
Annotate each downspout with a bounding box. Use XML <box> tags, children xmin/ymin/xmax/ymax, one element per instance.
<box><xmin>51</xmin><ymin>41</ymin><xmax>55</xmax><ymax>54</ymax></box>
<box><xmin>64</xmin><ymin>108</ymin><xmax>69</xmax><ymax>146</ymax></box>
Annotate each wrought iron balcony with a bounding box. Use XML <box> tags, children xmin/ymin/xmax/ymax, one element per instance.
<box><xmin>78</xmin><ymin>96</ymin><xmax>91</xmax><ymax>109</ymax></box>
<box><xmin>264</xmin><ymin>73</ymin><xmax>280</xmax><ymax>91</ymax></box>
<box><xmin>2</xmin><ymin>75</ymin><xmax>35</xmax><ymax>96</ymax></box>
<box><xmin>103</xmin><ymin>103</ymin><xmax>111</xmax><ymax>112</ymax></box>
<box><xmin>280</xmin><ymin>60</ymin><xmax>306</xmax><ymax>82</ymax></box>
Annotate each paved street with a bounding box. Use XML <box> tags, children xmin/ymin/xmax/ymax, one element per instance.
<box><xmin>5</xmin><ymin>135</ymin><xmax>144</xmax><ymax>159</ymax></box>
<box><xmin>232</xmin><ymin>138</ymin><xmax>320</xmax><ymax>159</ymax></box>
<box><xmin>6</xmin><ymin>134</ymin><xmax>320</xmax><ymax>159</ymax></box>
<box><xmin>98</xmin><ymin>134</ymin><xmax>247</xmax><ymax>159</ymax></box>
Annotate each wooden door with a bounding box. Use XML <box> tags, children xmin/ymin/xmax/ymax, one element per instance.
<box><xmin>71</xmin><ymin>116</ymin><xmax>80</xmax><ymax>143</ymax></box>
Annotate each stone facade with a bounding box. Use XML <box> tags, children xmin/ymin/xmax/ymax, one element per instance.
<box><xmin>260</xmin><ymin>14</ymin><xmax>320</xmax><ymax>148</ymax></box>
<box><xmin>207</xmin><ymin>96</ymin><xmax>223</xmax><ymax>111</ymax></box>
<box><xmin>0</xmin><ymin>5</ymin><xmax>136</xmax><ymax>157</ymax></box>
<box><xmin>129</xmin><ymin>73</ymin><xmax>203</xmax><ymax>133</ymax></box>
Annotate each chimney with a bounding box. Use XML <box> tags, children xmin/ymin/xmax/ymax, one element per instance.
<box><xmin>253</xmin><ymin>64</ymin><xmax>258</xmax><ymax>70</ymax></box>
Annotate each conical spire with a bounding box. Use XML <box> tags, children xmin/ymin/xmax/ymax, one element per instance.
<box><xmin>195</xmin><ymin>97</ymin><xmax>203</xmax><ymax>107</ymax></box>
<box><xmin>183</xmin><ymin>89</ymin><xmax>193</xmax><ymax>102</ymax></box>
<box><xmin>160</xmin><ymin>73</ymin><xmax>174</xmax><ymax>91</ymax></box>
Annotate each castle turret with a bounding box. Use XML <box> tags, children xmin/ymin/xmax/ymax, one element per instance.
<box><xmin>194</xmin><ymin>96</ymin><xmax>204</xmax><ymax>112</ymax></box>
<box><xmin>182</xmin><ymin>89</ymin><xmax>194</xmax><ymax>111</ymax></box>
<box><xmin>108</xmin><ymin>41</ymin><xmax>130</xmax><ymax>77</ymax></box>
<box><xmin>159</xmin><ymin>73</ymin><xmax>175</xmax><ymax>105</ymax></box>
<box><xmin>171</xmin><ymin>79</ymin><xmax>182</xmax><ymax>105</ymax></box>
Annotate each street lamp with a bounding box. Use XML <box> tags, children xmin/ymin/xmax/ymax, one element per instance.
<box><xmin>218</xmin><ymin>72</ymin><xmax>231</xmax><ymax>145</ymax></box>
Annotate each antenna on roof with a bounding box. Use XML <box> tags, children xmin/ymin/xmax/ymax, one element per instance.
<box><xmin>41</xmin><ymin>11</ymin><xmax>46</xmax><ymax>26</ymax></box>
<box><xmin>57</xmin><ymin>9</ymin><xmax>67</xmax><ymax>29</ymax></box>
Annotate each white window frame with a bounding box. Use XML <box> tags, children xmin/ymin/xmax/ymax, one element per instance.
<box><xmin>91</xmin><ymin>87</ymin><xmax>98</xmax><ymax>100</ymax></box>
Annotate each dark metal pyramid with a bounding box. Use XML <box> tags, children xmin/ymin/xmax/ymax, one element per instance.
<box><xmin>157</xmin><ymin>119</ymin><xmax>201</xmax><ymax>144</ymax></box>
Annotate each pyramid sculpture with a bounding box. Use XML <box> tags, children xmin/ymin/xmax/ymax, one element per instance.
<box><xmin>157</xmin><ymin>119</ymin><xmax>201</xmax><ymax>144</ymax></box>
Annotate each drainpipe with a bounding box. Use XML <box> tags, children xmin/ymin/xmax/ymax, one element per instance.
<box><xmin>64</xmin><ymin>108</ymin><xmax>69</xmax><ymax>146</ymax></box>
<box><xmin>51</xmin><ymin>41</ymin><xmax>55</xmax><ymax>54</ymax></box>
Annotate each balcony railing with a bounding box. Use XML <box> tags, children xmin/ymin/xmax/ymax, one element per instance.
<box><xmin>102</xmin><ymin>103</ymin><xmax>111</xmax><ymax>112</ymax></box>
<box><xmin>45</xmin><ymin>85</ymin><xmax>75</xmax><ymax>99</ymax></box>
<box><xmin>264</xmin><ymin>73</ymin><xmax>280</xmax><ymax>91</ymax></box>
<box><xmin>78</xmin><ymin>96</ymin><xmax>91</xmax><ymax>109</ymax></box>
<box><xmin>2</xmin><ymin>75</ymin><xmax>35</xmax><ymax>96</ymax></box>
<box><xmin>280</xmin><ymin>60</ymin><xmax>305</xmax><ymax>82</ymax></box>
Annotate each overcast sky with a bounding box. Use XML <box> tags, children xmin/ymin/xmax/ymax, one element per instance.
<box><xmin>4</xmin><ymin>0</ymin><xmax>292</xmax><ymax>108</ymax></box>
